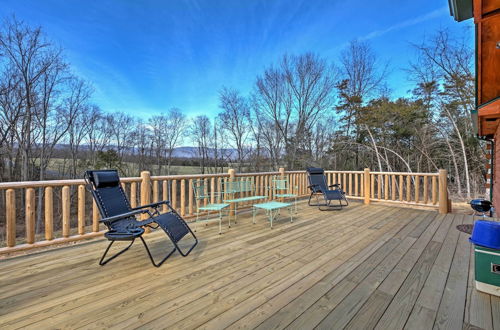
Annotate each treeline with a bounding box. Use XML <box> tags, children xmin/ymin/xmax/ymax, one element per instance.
<box><xmin>0</xmin><ymin>17</ymin><xmax>484</xmax><ymax>199</ymax></box>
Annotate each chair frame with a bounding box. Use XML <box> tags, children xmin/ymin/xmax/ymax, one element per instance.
<box><xmin>306</xmin><ymin>168</ymin><xmax>348</xmax><ymax>211</ymax></box>
<box><xmin>84</xmin><ymin>170</ymin><xmax>198</xmax><ymax>267</ymax></box>
<box><xmin>192</xmin><ymin>179</ymin><xmax>230</xmax><ymax>234</ymax></box>
<box><xmin>271</xmin><ymin>176</ymin><xmax>298</xmax><ymax>214</ymax></box>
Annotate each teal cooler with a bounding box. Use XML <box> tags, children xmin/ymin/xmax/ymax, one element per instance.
<box><xmin>474</xmin><ymin>245</ymin><xmax>500</xmax><ymax>296</ymax></box>
<box><xmin>470</xmin><ymin>220</ymin><xmax>500</xmax><ymax>296</ymax></box>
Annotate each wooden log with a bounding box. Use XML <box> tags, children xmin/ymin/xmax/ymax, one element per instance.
<box><xmin>140</xmin><ymin>171</ymin><xmax>151</xmax><ymax>214</ymax></box>
<box><xmin>371</xmin><ymin>174</ymin><xmax>375</xmax><ymax>199</ymax></box>
<box><xmin>45</xmin><ymin>187</ymin><xmax>54</xmax><ymax>240</ymax></box>
<box><xmin>130</xmin><ymin>182</ymin><xmax>137</xmax><ymax>208</ymax></box>
<box><xmin>180</xmin><ymin>179</ymin><xmax>186</xmax><ymax>216</ymax></box>
<box><xmin>140</xmin><ymin>171</ymin><xmax>151</xmax><ymax>233</ymax></box>
<box><xmin>77</xmin><ymin>185</ymin><xmax>85</xmax><ymax>235</ymax></box>
<box><xmin>377</xmin><ymin>174</ymin><xmax>382</xmax><ymax>199</ymax></box>
<box><xmin>62</xmin><ymin>186</ymin><xmax>70</xmax><ymax>238</ymax></box>
<box><xmin>172</xmin><ymin>179</ymin><xmax>177</xmax><ymax>210</ymax></box>
<box><xmin>25</xmin><ymin>188</ymin><xmax>35</xmax><ymax>244</ymax></box>
<box><xmin>439</xmin><ymin>169</ymin><xmax>448</xmax><ymax>214</ymax></box>
<box><xmin>432</xmin><ymin>176</ymin><xmax>438</xmax><ymax>205</ymax></box>
<box><xmin>360</xmin><ymin>174</ymin><xmax>364</xmax><ymax>197</ymax></box>
<box><xmin>153</xmin><ymin>180</ymin><xmax>159</xmax><ymax>203</ymax></box>
<box><xmin>415</xmin><ymin>175</ymin><xmax>420</xmax><ymax>204</ymax></box>
<box><xmin>406</xmin><ymin>176</ymin><xmax>411</xmax><ymax>202</ymax></box>
<box><xmin>188</xmin><ymin>179</ymin><xmax>194</xmax><ymax>215</ymax></box>
<box><xmin>355</xmin><ymin>173</ymin><xmax>359</xmax><ymax>196</ymax></box>
<box><xmin>92</xmin><ymin>200</ymin><xmax>99</xmax><ymax>232</ymax></box>
<box><xmin>384</xmin><ymin>174</ymin><xmax>389</xmax><ymax>200</ymax></box>
<box><xmin>162</xmin><ymin>180</ymin><xmax>168</xmax><ymax>212</ymax></box>
<box><xmin>264</xmin><ymin>174</ymin><xmax>269</xmax><ymax>201</ymax></box>
<box><xmin>121</xmin><ymin>183</ymin><xmax>127</xmax><ymax>198</ymax></box>
<box><xmin>423</xmin><ymin>176</ymin><xmax>429</xmax><ymax>204</ymax></box>
<box><xmin>203</xmin><ymin>178</ymin><xmax>208</xmax><ymax>207</ymax></box>
<box><xmin>217</xmin><ymin>177</ymin><xmax>222</xmax><ymax>203</ymax></box>
<box><xmin>364</xmin><ymin>168</ymin><xmax>370</xmax><ymax>205</ymax></box>
<box><xmin>399</xmin><ymin>175</ymin><xmax>404</xmax><ymax>201</ymax></box>
<box><xmin>391</xmin><ymin>174</ymin><xmax>396</xmax><ymax>200</ymax></box>
<box><xmin>211</xmin><ymin>177</ymin><xmax>215</xmax><ymax>204</ymax></box>
<box><xmin>6</xmin><ymin>189</ymin><xmax>16</xmax><ymax>247</ymax></box>
<box><xmin>228</xmin><ymin>169</ymin><xmax>235</xmax><ymax>216</ymax></box>
<box><xmin>348</xmin><ymin>173</ymin><xmax>353</xmax><ymax>196</ymax></box>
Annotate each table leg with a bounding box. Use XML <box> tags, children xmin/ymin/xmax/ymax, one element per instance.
<box><xmin>218</xmin><ymin>210</ymin><xmax>222</xmax><ymax>234</ymax></box>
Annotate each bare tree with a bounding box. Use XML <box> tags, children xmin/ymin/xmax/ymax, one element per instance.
<box><xmin>149</xmin><ymin>108</ymin><xmax>187</xmax><ymax>175</ymax></box>
<box><xmin>254</xmin><ymin>53</ymin><xmax>336</xmax><ymax>169</ymax></box>
<box><xmin>190</xmin><ymin>115</ymin><xmax>212</xmax><ymax>174</ymax></box>
<box><xmin>218</xmin><ymin>87</ymin><xmax>251</xmax><ymax>171</ymax></box>
<box><xmin>410</xmin><ymin>29</ymin><xmax>477</xmax><ymax>198</ymax></box>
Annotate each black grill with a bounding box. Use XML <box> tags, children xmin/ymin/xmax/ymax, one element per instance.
<box><xmin>470</xmin><ymin>199</ymin><xmax>492</xmax><ymax>213</ymax></box>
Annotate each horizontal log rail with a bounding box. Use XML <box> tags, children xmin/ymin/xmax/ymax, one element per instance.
<box><xmin>0</xmin><ymin>167</ymin><xmax>448</xmax><ymax>254</ymax></box>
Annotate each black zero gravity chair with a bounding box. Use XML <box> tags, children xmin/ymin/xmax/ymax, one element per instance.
<box><xmin>306</xmin><ymin>167</ymin><xmax>348</xmax><ymax>210</ymax></box>
<box><xmin>84</xmin><ymin>170</ymin><xmax>197</xmax><ymax>267</ymax></box>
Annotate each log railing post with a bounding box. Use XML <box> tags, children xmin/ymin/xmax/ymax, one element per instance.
<box><xmin>228</xmin><ymin>168</ymin><xmax>236</xmax><ymax>216</ymax></box>
<box><xmin>172</xmin><ymin>179</ymin><xmax>177</xmax><ymax>210</ymax></box>
<box><xmin>140</xmin><ymin>171</ymin><xmax>151</xmax><ymax>232</ymax></box>
<box><xmin>188</xmin><ymin>179</ymin><xmax>194</xmax><ymax>215</ymax></box>
<box><xmin>364</xmin><ymin>168</ymin><xmax>370</xmax><ymax>205</ymax></box>
<box><xmin>279</xmin><ymin>167</ymin><xmax>285</xmax><ymax>202</ymax></box>
<box><xmin>78</xmin><ymin>185</ymin><xmax>85</xmax><ymax>235</ymax></box>
<box><xmin>62</xmin><ymin>186</ymin><xmax>70</xmax><ymax>238</ymax></box>
<box><xmin>6</xmin><ymin>189</ymin><xmax>16</xmax><ymax>247</ymax></box>
<box><xmin>162</xmin><ymin>180</ymin><xmax>168</xmax><ymax>212</ymax></box>
<box><xmin>92</xmin><ymin>200</ymin><xmax>100</xmax><ymax>232</ymax></box>
<box><xmin>130</xmin><ymin>182</ymin><xmax>137</xmax><ymax>208</ymax></box>
<box><xmin>25</xmin><ymin>188</ymin><xmax>35</xmax><ymax>244</ymax></box>
<box><xmin>180</xmin><ymin>179</ymin><xmax>186</xmax><ymax>216</ymax></box>
<box><xmin>438</xmin><ymin>169</ymin><xmax>449</xmax><ymax>214</ymax></box>
<box><xmin>45</xmin><ymin>187</ymin><xmax>54</xmax><ymax>240</ymax></box>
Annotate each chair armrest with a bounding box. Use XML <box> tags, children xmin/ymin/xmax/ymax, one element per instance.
<box><xmin>329</xmin><ymin>184</ymin><xmax>341</xmax><ymax>189</ymax></box>
<box><xmin>99</xmin><ymin>209</ymin><xmax>149</xmax><ymax>224</ymax></box>
<box><xmin>131</xmin><ymin>200</ymin><xmax>169</xmax><ymax>211</ymax></box>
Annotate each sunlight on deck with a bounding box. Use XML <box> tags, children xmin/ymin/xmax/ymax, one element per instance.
<box><xmin>0</xmin><ymin>201</ymin><xmax>498</xmax><ymax>329</ymax></box>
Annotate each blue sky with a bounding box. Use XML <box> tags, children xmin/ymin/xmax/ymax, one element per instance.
<box><xmin>0</xmin><ymin>0</ymin><xmax>473</xmax><ymax>119</ymax></box>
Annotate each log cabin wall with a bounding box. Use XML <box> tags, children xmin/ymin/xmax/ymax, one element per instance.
<box><xmin>474</xmin><ymin>0</ymin><xmax>500</xmax><ymax>136</ymax></box>
<box><xmin>493</xmin><ymin>124</ymin><xmax>500</xmax><ymax>212</ymax></box>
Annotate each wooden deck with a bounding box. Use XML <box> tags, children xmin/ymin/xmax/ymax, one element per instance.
<box><xmin>0</xmin><ymin>201</ymin><xmax>498</xmax><ymax>329</ymax></box>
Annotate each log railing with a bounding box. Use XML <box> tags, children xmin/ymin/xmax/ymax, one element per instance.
<box><xmin>0</xmin><ymin>168</ymin><xmax>448</xmax><ymax>254</ymax></box>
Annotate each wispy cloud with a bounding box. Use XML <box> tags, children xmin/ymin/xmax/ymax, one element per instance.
<box><xmin>359</xmin><ymin>6</ymin><xmax>448</xmax><ymax>41</ymax></box>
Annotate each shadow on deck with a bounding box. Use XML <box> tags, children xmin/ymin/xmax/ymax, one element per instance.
<box><xmin>0</xmin><ymin>201</ymin><xmax>498</xmax><ymax>329</ymax></box>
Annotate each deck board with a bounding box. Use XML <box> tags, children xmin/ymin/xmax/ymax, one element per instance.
<box><xmin>0</xmin><ymin>201</ymin><xmax>495</xmax><ymax>329</ymax></box>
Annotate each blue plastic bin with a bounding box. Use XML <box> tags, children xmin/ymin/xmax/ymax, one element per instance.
<box><xmin>470</xmin><ymin>220</ymin><xmax>500</xmax><ymax>249</ymax></box>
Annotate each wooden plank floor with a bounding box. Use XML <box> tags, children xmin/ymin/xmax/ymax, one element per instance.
<box><xmin>0</xmin><ymin>201</ymin><xmax>497</xmax><ymax>330</ymax></box>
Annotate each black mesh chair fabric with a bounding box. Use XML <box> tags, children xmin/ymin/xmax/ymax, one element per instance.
<box><xmin>84</xmin><ymin>169</ymin><xmax>197</xmax><ymax>267</ymax></box>
<box><xmin>155</xmin><ymin>212</ymin><xmax>190</xmax><ymax>243</ymax></box>
<box><xmin>305</xmin><ymin>167</ymin><xmax>348</xmax><ymax>210</ymax></box>
<box><xmin>306</xmin><ymin>168</ymin><xmax>328</xmax><ymax>193</ymax></box>
<box><xmin>94</xmin><ymin>186</ymin><xmax>132</xmax><ymax>219</ymax></box>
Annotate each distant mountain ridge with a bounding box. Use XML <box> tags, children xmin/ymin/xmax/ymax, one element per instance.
<box><xmin>51</xmin><ymin>144</ymin><xmax>239</xmax><ymax>159</ymax></box>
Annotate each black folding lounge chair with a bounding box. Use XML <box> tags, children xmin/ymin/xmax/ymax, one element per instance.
<box><xmin>306</xmin><ymin>167</ymin><xmax>348</xmax><ymax>210</ymax></box>
<box><xmin>84</xmin><ymin>169</ymin><xmax>197</xmax><ymax>267</ymax></box>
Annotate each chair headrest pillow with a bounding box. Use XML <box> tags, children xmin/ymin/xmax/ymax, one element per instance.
<box><xmin>306</xmin><ymin>167</ymin><xmax>325</xmax><ymax>175</ymax></box>
<box><xmin>93</xmin><ymin>170</ymin><xmax>120</xmax><ymax>188</ymax></box>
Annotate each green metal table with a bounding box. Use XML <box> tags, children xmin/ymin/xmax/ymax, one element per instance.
<box><xmin>223</xmin><ymin>195</ymin><xmax>266</xmax><ymax>224</ymax></box>
<box><xmin>252</xmin><ymin>201</ymin><xmax>293</xmax><ymax>229</ymax></box>
<box><xmin>195</xmin><ymin>203</ymin><xmax>230</xmax><ymax>234</ymax></box>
